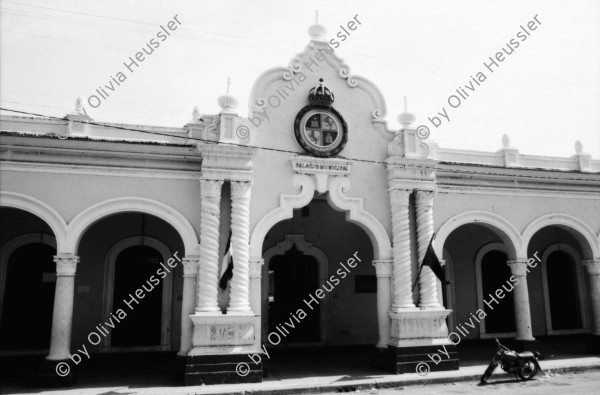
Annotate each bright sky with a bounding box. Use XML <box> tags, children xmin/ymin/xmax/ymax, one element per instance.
<box><xmin>1</xmin><ymin>0</ymin><xmax>599</xmax><ymax>158</ymax></box>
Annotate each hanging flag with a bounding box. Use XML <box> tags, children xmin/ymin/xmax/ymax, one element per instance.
<box><xmin>413</xmin><ymin>234</ymin><xmax>451</xmax><ymax>290</ymax></box>
<box><xmin>219</xmin><ymin>231</ymin><xmax>234</xmax><ymax>290</ymax></box>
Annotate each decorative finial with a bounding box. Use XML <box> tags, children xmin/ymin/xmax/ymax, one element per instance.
<box><xmin>217</xmin><ymin>77</ymin><xmax>238</xmax><ymax>112</ymax></box>
<box><xmin>192</xmin><ymin>105</ymin><xmax>202</xmax><ymax>121</ymax></box>
<box><xmin>308</xmin><ymin>10</ymin><xmax>327</xmax><ymax>41</ymax></box>
<box><xmin>72</xmin><ymin>96</ymin><xmax>90</xmax><ymax>118</ymax></box>
<box><xmin>502</xmin><ymin>134</ymin><xmax>510</xmax><ymax>148</ymax></box>
<box><xmin>575</xmin><ymin>140</ymin><xmax>583</xmax><ymax>154</ymax></box>
<box><xmin>397</xmin><ymin>96</ymin><xmax>416</xmax><ymax>127</ymax></box>
<box><xmin>75</xmin><ymin>97</ymin><xmax>84</xmax><ymax>111</ymax></box>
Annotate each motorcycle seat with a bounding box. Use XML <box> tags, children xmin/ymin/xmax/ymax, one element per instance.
<box><xmin>517</xmin><ymin>351</ymin><xmax>535</xmax><ymax>359</ymax></box>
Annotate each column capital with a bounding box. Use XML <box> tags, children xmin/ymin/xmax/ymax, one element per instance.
<box><xmin>53</xmin><ymin>254</ymin><xmax>79</xmax><ymax>276</ymax></box>
<box><xmin>231</xmin><ymin>180</ymin><xmax>252</xmax><ymax>197</ymax></box>
<box><xmin>373</xmin><ymin>260</ymin><xmax>393</xmax><ymax>277</ymax></box>
<box><xmin>389</xmin><ymin>188</ymin><xmax>411</xmax><ymax>202</ymax></box>
<box><xmin>182</xmin><ymin>256</ymin><xmax>201</xmax><ymax>277</ymax></box>
<box><xmin>200</xmin><ymin>179</ymin><xmax>224</xmax><ymax>198</ymax></box>
<box><xmin>507</xmin><ymin>260</ymin><xmax>529</xmax><ymax>277</ymax></box>
<box><xmin>583</xmin><ymin>259</ymin><xmax>600</xmax><ymax>275</ymax></box>
<box><xmin>415</xmin><ymin>189</ymin><xmax>435</xmax><ymax>206</ymax></box>
<box><xmin>249</xmin><ymin>259</ymin><xmax>264</xmax><ymax>278</ymax></box>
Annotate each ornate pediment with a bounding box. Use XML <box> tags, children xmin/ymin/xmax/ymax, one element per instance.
<box><xmin>248</xmin><ymin>33</ymin><xmax>394</xmax><ymax>141</ymax></box>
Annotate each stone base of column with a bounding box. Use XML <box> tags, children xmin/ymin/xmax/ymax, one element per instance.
<box><xmin>185</xmin><ymin>313</ymin><xmax>262</xmax><ymax>385</ymax></box>
<box><xmin>387</xmin><ymin>309</ymin><xmax>458</xmax><ymax>373</ymax></box>
<box><xmin>37</xmin><ymin>359</ymin><xmax>75</xmax><ymax>387</ymax></box>
<box><xmin>370</xmin><ymin>347</ymin><xmax>389</xmax><ymax>370</ymax></box>
<box><xmin>184</xmin><ymin>353</ymin><xmax>262</xmax><ymax>385</ymax></box>
<box><xmin>389</xmin><ymin>308</ymin><xmax>452</xmax><ymax>346</ymax></box>
<box><xmin>174</xmin><ymin>355</ymin><xmax>187</xmax><ymax>382</ymax></box>
<box><xmin>387</xmin><ymin>344</ymin><xmax>459</xmax><ymax>373</ymax></box>
<box><xmin>587</xmin><ymin>335</ymin><xmax>600</xmax><ymax>354</ymax></box>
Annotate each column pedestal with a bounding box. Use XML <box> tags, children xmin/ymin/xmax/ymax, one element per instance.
<box><xmin>386</xmin><ymin>309</ymin><xmax>459</xmax><ymax>373</ymax></box>
<box><xmin>185</xmin><ymin>314</ymin><xmax>262</xmax><ymax>385</ymax></box>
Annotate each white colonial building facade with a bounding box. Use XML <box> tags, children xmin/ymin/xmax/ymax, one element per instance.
<box><xmin>1</xmin><ymin>21</ymin><xmax>599</xmax><ymax>386</ymax></box>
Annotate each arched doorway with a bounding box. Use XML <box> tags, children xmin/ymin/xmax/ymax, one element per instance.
<box><xmin>263</xmin><ymin>234</ymin><xmax>329</xmax><ymax>345</ymax></box>
<box><xmin>0</xmin><ymin>242</ymin><xmax>56</xmax><ymax>351</ymax></box>
<box><xmin>269</xmin><ymin>245</ymin><xmax>320</xmax><ymax>343</ymax></box>
<box><xmin>75</xmin><ymin>212</ymin><xmax>185</xmax><ymax>353</ymax></box>
<box><xmin>110</xmin><ymin>245</ymin><xmax>169</xmax><ymax>348</ymax></box>
<box><xmin>541</xmin><ymin>245</ymin><xmax>586</xmax><ymax>333</ymax></box>
<box><xmin>478</xmin><ymin>249</ymin><xmax>516</xmax><ymax>334</ymax></box>
<box><xmin>440</xmin><ymin>219</ymin><xmax>520</xmax><ymax>340</ymax></box>
<box><xmin>0</xmin><ymin>206</ymin><xmax>59</xmax><ymax>354</ymax></box>
<box><xmin>526</xmin><ymin>224</ymin><xmax>591</xmax><ymax>336</ymax></box>
<box><xmin>545</xmin><ymin>251</ymin><xmax>581</xmax><ymax>330</ymax></box>
<box><xmin>103</xmin><ymin>236</ymin><xmax>174</xmax><ymax>350</ymax></box>
<box><xmin>262</xmin><ymin>198</ymin><xmax>376</xmax><ymax>348</ymax></box>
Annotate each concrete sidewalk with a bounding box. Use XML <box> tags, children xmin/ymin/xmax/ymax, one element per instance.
<box><xmin>2</xmin><ymin>337</ymin><xmax>599</xmax><ymax>395</ymax></box>
<box><xmin>6</xmin><ymin>355</ymin><xmax>600</xmax><ymax>395</ymax></box>
<box><xmin>122</xmin><ymin>356</ymin><xmax>600</xmax><ymax>395</ymax></box>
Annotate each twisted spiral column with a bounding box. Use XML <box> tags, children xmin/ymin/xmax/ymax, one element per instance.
<box><xmin>415</xmin><ymin>190</ymin><xmax>440</xmax><ymax>308</ymax></box>
<box><xmin>196</xmin><ymin>179</ymin><xmax>223</xmax><ymax>313</ymax></box>
<box><xmin>228</xmin><ymin>181</ymin><xmax>252</xmax><ymax>313</ymax></box>
<box><xmin>390</xmin><ymin>188</ymin><xmax>415</xmax><ymax>310</ymax></box>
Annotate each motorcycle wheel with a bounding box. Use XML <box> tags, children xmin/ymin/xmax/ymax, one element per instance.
<box><xmin>517</xmin><ymin>361</ymin><xmax>539</xmax><ymax>380</ymax></box>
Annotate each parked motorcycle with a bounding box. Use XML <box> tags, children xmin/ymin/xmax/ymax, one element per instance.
<box><xmin>480</xmin><ymin>338</ymin><xmax>542</xmax><ymax>384</ymax></box>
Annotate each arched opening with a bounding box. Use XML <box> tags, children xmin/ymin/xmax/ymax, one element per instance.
<box><xmin>480</xmin><ymin>250</ymin><xmax>515</xmax><ymax>334</ymax></box>
<box><xmin>269</xmin><ymin>245</ymin><xmax>320</xmax><ymax>343</ymax></box>
<box><xmin>75</xmin><ymin>212</ymin><xmax>184</xmax><ymax>353</ymax></box>
<box><xmin>441</xmin><ymin>222</ymin><xmax>519</xmax><ymax>339</ymax></box>
<box><xmin>0</xmin><ymin>208</ymin><xmax>57</xmax><ymax>354</ymax></box>
<box><xmin>260</xmin><ymin>197</ymin><xmax>376</xmax><ymax>375</ymax></box>
<box><xmin>545</xmin><ymin>250</ymin><xmax>582</xmax><ymax>331</ymax></box>
<box><xmin>527</xmin><ymin>226</ymin><xmax>590</xmax><ymax>336</ymax></box>
<box><xmin>1</xmin><ymin>243</ymin><xmax>56</xmax><ymax>351</ymax></box>
<box><xmin>111</xmin><ymin>245</ymin><xmax>166</xmax><ymax>347</ymax></box>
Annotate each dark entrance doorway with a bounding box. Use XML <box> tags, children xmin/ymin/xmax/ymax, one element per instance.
<box><xmin>268</xmin><ymin>245</ymin><xmax>320</xmax><ymax>343</ymax></box>
<box><xmin>0</xmin><ymin>243</ymin><xmax>56</xmax><ymax>350</ymax></box>
<box><xmin>481</xmin><ymin>250</ymin><xmax>516</xmax><ymax>333</ymax></box>
<box><xmin>546</xmin><ymin>250</ymin><xmax>582</xmax><ymax>330</ymax></box>
<box><xmin>110</xmin><ymin>245</ymin><xmax>163</xmax><ymax>347</ymax></box>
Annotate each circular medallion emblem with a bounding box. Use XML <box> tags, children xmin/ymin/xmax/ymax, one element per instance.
<box><xmin>294</xmin><ymin>106</ymin><xmax>347</xmax><ymax>157</ymax></box>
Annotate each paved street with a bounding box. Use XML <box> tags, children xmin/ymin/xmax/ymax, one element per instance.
<box><xmin>331</xmin><ymin>370</ymin><xmax>600</xmax><ymax>395</ymax></box>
